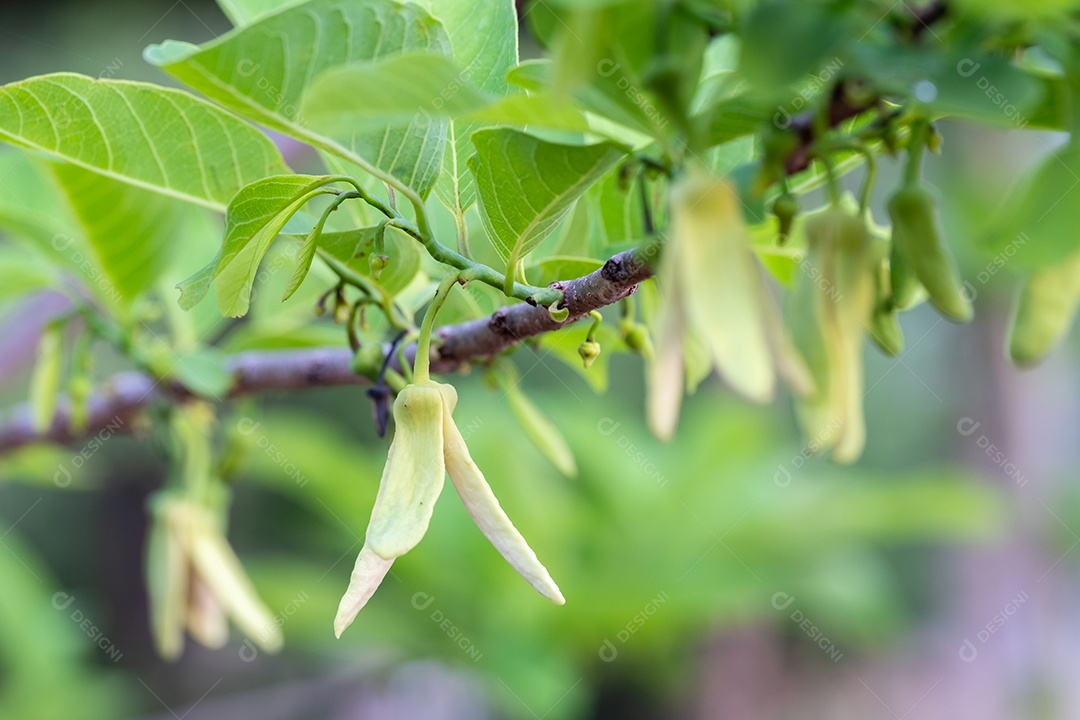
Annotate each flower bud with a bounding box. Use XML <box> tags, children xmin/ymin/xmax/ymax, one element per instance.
<box><xmin>621</xmin><ymin>323</ymin><xmax>655</xmax><ymax>361</ymax></box>
<box><xmin>888</xmin><ymin>185</ymin><xmax>972</xmax><ymax>323</ymax></box>
<box><xmin>578</xmin><ymin>340</ymin><xmax>601</xmax><ymax>368</ymax></box>
<box><xmin>368</xmin><ymin>253</ymin><xmax>389</xmax><ymax>280</ymax></box>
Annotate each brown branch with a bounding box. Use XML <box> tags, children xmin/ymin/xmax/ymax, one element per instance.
<box><xmin>0</xmin><ymin>249</ymin><xmax>652</xmax><ymax>453</ymax></box>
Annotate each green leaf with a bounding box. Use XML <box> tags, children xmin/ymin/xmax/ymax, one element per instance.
<box><xmin>146</xmin><ymin>0</ymin><xmax>453</xmax><ymax>199</ymax></box>
<box><xmin>738</xmin><ymin>1</ymin><xmax>852</xmax><ymax>94</ymax></box>
<box><xmin>527</xmin><ymin>256</ymin><xmax>603</xmax><ymax>288</ymax></box>
<box><xmin>470</xmin><ymin>94</ymin><xmax>591</xmax><ymax>131</ymax></box>
<box><xmin>0</xmin><ymin>151</ymin><xmax>72</xmax><ymax>245</ymax></box>
<box><xmin>590</xmin><ymin>166</ymin><xmax>646</xmax><ymax>247</ymax></box>
<box><xmin>695</xmin><ymin>94</ymin><xmax>772</xmax><ymax>149</ymax></box>
<box><xmin>176</xmin><ymin>263</ymin><xmax>217</xmax><ymax>312</ymax></box>
<box><xmin>469</xmin><ymin>128</ymin><xmax>625</xmax><ymax>267</ymax></box>
<box><xmin>0</xmin><ymin>73</ymin><xmax>288</xmax><ymax>211</ymax></box>
<box><xmin>30</xmin><ymin>324</ymin><xmax>64</xmax><ymax>433</ymax></box>
<box><xmin>693</xmin><ymin>35</ymin><xmax>742</xmax><ymax>112</ymax></box>
<box><xmin>431</xmin><ymin>0</ymin><xmax>517</xmax><ymax>215</ymax></box>
<box><xmin>507</xmin><ymin>55</ymin><xmax>669</xmax><ymax>142</ymax></box>
<box><xmin>215</xmin><ymin>176</ymin><xmax>341</xmax><ymax>317</ymax></box>
<box><xmin>179</xmin><ymin>175</ymin><xmax>339</xmax><ymax>316</ymax></box>
<box><xmin>0</xmin><ymin>151</ymin><xmax>155</xmax><ymax>312</ymax></box>
<box><xmin>51</xmin><ymin>163</ymin><xmax>182</xmax><ymax>300</ymax></box>
<box><xmin>301</xmin><ymin>54</ymin><xmax>492</xmax><ymax>133</ymax></box>
<box><xmin>551</xmin><ymin>196</ymin><xmax>599</xmax><ymax>257</ymax></box>
<box><xmin>924</xmin><ymin>53</ymin><xmax>1041</xmax><ymax>127</ymax></box>
<box><xmin>281</xmin><ymin>223</ymin><xmax>326</xmax><ymax>303</ymax></box>
<box><xmin>0</xmin><ymin>247</ymin><xmax>55</xmax><ymax>306</ymax></box>
<box><xmin>215</xmin><ymin>0</ymin><xmax>298</xmax><ymax>25</ymax></box>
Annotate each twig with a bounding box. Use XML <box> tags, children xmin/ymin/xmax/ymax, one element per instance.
<box><xmin>0</xmin><ymin>249</ymin><xmax>651</xmax><ymax>453</ymax></box>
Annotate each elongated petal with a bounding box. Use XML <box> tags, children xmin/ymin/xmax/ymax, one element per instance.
<box><xmin>672</xmin><ymin>173</ymin><xmax>775</xmax><ymax>402</ymax></box>
<box><xmin>190</xmin><ymin>524</ymin><xmax>283</xmax><ymax>653</ymax></box>
<box><xmin>145</xmin><ymin>496</ymin><xmax>188</xmax><ymax>661</ymax></box>
<box><xmin>334</xmin><ymin>544</ymin><xmax>395</xmax><ymax>638</ymax></box>
<box><xmin>756</xmin><ymin>267</ymin><xmax>815</xmax><ymax>398</ymax></box>
<box><xmin>185</xmin><ymin>573</ymin><xmax>229</xmax><ymax>649</ymax></box>
<box><xmin>647</xmin><ymin>268</ymin><xmax>686</xmax><ymax>441</ymax></box>
<box><xmin>365</xmin><ymin>382</ymin><xmax>447</xmax><ymax>559</ymax></box>
<box><xmin>438</xmin><ymin>384</ymin><xmax>565</xmax><ymax>605</ymax></box>
<box><xmin>830</xmin><ymin>218</ymin><xmax>876</xmax><ymax>464</ymax></box>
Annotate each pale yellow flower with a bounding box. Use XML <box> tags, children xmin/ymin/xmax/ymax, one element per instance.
<box><xmin>147</xmin><ymin>494</ymin><xmax>283</xmax><ymax>659</ymax></box>
<box><xmin>648</xmin><ymin>170</ymin><xmax>814</xmax><ymax>440</ymax></box>
<box><xmin>335</xmin><ymin>380</ymin><xmax>564</xmax><ymax>638</ymax></box>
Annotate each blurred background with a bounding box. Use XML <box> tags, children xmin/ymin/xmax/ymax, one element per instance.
<box><xmin>0</xmin><ymin>1</ymin><xmax>1075</xmax><ymax>718</ymax></box>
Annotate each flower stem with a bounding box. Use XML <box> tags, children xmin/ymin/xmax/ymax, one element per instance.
<box><xmin>413</xmin><ymin>272</ymin><xmax>463</xmax><ymax>384</ymax></box>
<box><xmin>904</xmin><ymin>120</ymin><xmax>928</xmax><ymax>187</ymax></box>
<box><xmin>343</xmin><ymin>191</ymin><xmax>561</xmax><ymax>307</ymax></box>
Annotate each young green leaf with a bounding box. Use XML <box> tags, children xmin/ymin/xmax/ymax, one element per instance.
<box><xmin>527</xmin><ymin>256</ymin><xmax>603</xmax><ymax>289</ymax></box>
<box><xmin>179</xmin><ymin>175</ymin><xmax>340</xmax><ymax>316</ymax></box>
<box><xmin>469</xmin><ymin>129</ymin><xmax>625</xmax><ymax>268</ymax></box>
<box><xmin>0</xmin><ymin>74</ymin><xmax>288</xmax><ymax>211</ymax></box>
<box><xmin>146</xmin><ymin>0</ymin><xmax>453</xmax><ymax>199</ymax></box>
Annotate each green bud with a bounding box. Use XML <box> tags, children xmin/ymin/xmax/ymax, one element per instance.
<box><xmin>1008</xmin><ymin>249</ymin><xmax>1080</xmax><ymax>366</ymax></box>
<box><xmin>334</xmin><ymin>300</ymin><xmax>351</xmax><ymax>325</ymax></box>
<box><xmin>368</xmin><ymin>253</ymin><xmax>389</xmax><ymax>280</ymax></box>
<box><xmin>621</xmin><ymin>322</ymin><xmax>655</xmax><ymax>362</ymax></box>
<box><xmin>888</xmin><ymin>185</ymin><xmax>972</xmax><ymax>323</ymax></box>
<box><xmin>351</xmin><ymin>344</ymin><xmax>385</xmax><ymax>378</ymax></box>
<box><xmin>578</xmin><ymin>340</ymin><xmax>601</xmax><ymax>369</ymax></box>
<box><xmin>772</xmin><ymin>192</ymin><xmax>798</xmax><ymax>245</ymax></box>
<box><xmin>870</xmin><ymin>303</ymin><xmax>905</xmax><ymax>357</ymax></box>
<box><xmin>888</xmin><ymin>240</ymin><xmax>924</xmax><ymax>311</ymax></box>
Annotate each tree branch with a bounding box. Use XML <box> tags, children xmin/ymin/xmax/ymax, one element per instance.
<box><xmin>0</xmin><ymin>249</ymin><xmax>652</xmax><ymax>454</ymax></box>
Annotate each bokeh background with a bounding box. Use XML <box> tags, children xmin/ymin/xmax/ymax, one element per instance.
<box><xmin>0</xmin><ymin>2</ymin><xmax>1075</xmax><ymax>718</ymax></box>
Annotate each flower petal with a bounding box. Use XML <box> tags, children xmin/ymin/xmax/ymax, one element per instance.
<box><xmin>365</xmin><ymin>382</ymin><xmax>447</xmax><ymax>559</ymax></box>
<box><xmin>647</xmin><ymin>282</ymin><xmax>686</xmax><ymax>441</ymax></box>
<box><xmin>145</xmin><ymin>495</ymin><xmax>189</xmax><ymax>661</ymax></box>
<box><xmin>334</xmin><ymin>544</ymin><xmax>395</xmax><ymax>638</ymax></box>
<box><xmin>671</xmin><ymin>172</ymin><xmax>775</xmax><ymax>402</ymax></box>
<box><xmin>438</xmin><ymin>384</ymin><xmax>565</xmax><ymax>605</ymax></box>
<box><xmin>189</xmin><ymin>521</ymin><xmax>283</xmax><ymax>653</ymax></box>
<box><xmin>185</xmin><ymin>573</ymin><xmax>229</xmax><ymax>649</ymax></box>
